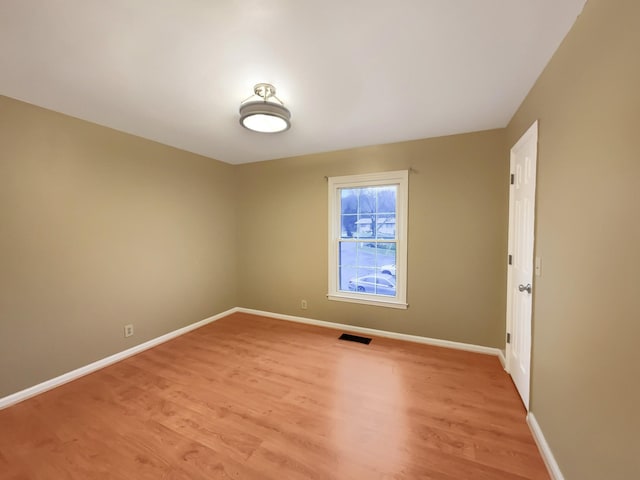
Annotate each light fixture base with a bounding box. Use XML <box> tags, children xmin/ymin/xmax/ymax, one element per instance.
<box><xmin>254</xmin><ymin>83</ymin><xmax>277</xmax><ymax>99</ymax></box>
<box><xmin>239</xmin><ymin>83</ymin><xmax>291</xmax><ymax>133</ymax></box>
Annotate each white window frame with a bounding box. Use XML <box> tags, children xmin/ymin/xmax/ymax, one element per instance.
<box><xmin>327</xmin><ymin>170</ymin><xmax>408</xmax><ymax>309</ymax></box>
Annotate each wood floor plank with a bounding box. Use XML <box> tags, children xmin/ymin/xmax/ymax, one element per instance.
<box><xmin>0</xmin><ymin>312</ymin><xmax>548</xmax><ymax>479</ymax></box>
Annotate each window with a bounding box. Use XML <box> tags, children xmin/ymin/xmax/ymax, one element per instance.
<box><xmin>327</xmin><ymin>170</ymin><xmax>408</xmax><ymax>309</ymax></box>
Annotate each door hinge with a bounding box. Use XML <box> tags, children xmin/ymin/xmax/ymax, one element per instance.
<box><xmin>510</xmin><ymin>173</ymin><xmax>515</xmax><ymax>185</ymax></box>
<box><xmin>507</xmin><ymin>333</ymin><xmax>511</xmax><ymax>344</ymax></box>
<box><xmin>508</xmin><ymin>254</ymin><xmax>513</xmax><ymax>265</ymax></box>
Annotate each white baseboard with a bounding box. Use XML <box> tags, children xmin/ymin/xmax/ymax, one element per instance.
<box><xmin>498</xmin><ymin>349</ymin><xmax>506</xmax><ymax>369</ymax></box>
<box><xmin>0</xmin><ymin>307</ymin><xmax>239</xmax><ymax>410</ymax></box>
<box><xmin>237</xmin><ymin>307</ymin><xmax>503</xmax><ymax>357</ymax></box>
<box><xmin>527</xmin><ymin>412</ymin><xmax>565</xmax><ymax>480</ymax></box>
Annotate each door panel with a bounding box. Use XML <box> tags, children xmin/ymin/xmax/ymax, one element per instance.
<box><xmin>507</xmin><ymin>121</ymin><xmax>537</xmax><ymax>410</ymax></box>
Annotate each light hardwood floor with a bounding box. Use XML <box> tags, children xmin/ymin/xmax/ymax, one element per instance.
<box><xmin>0</xmin><ymin>312</ymin><xmax>548</xmax><ymax>479</ymax></box>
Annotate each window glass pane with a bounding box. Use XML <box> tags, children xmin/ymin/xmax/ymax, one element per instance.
<box><xmin>375</xmin><ymin>214</ymin><xmax>396</xmax><ymax>239</ymax></box>
<box><xmin>338</xmin><ymin>242</ymin><xmax>356</xmax><ymax>291</ymax></box>
<box><xmin>357</xmin><ymin>188</ymin><xmax>375</xmax><ymax>216</ymax></box>
<box><xmin>355</xmin><ymin>215</ymin><xmax>374</xmax><ymax>238</ymax></box>
<box><xmin>340</xmin><ymin>189</ymin><xmax>357</xmax><ymax>239</ymax></box>
<box><xmin>340</xmin><ymin>214</ymin><xmax>357</xmax><ymax>238</ymax></box>
<box><xmin>339</xmin><ymin>241</ymin><xmax>396</xmax><ymax>296</ymax></box>
<box><xmin>340</xmin><ymin>185</ymin><xmax>397</xmax><ymax>240</ymax></box>
<box><xmin>374</xmin><ymin>242</ymin><xmax>396</xmax><ymax>277</ymax></box>
<box><xmin>376</xmin><ymin>187</ymin><xmax>396</xmax><ymax>215</ymax></box>
<box><xmin>374</xmin><ymin>274</ymin><xmax>396</xmax><ymax>296</ymax></box>
<box><xmin>340</xmin><ymin>188</ymin><xmax>357</xmax><ymax>212</ymax></box>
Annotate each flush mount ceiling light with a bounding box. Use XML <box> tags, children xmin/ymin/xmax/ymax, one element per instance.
<box><xmin>239</xmin><ymin>83</ymin><xmax>291</xmax><ymax>133</ymax></box>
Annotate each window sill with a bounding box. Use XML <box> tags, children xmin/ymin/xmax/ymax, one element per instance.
<box><xmin>327</xmin><ymin>293</ymin><xmax>408</xmax><ymax>310</ymax></box>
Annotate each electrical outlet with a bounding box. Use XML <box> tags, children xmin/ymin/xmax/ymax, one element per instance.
<box><xmin>301</xmin><ymin>299</ymin><xmax>308</xmax><ymax>310</ymax></box>
<box><xmin>124</xmin><ymin>324</ymin><xmax>134</xmax><ymax>338</ymax></box>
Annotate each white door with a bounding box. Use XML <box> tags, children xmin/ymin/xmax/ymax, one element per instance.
<box><xmin>506</xmin><ymin>120</ymin><xmax>538</xmax><ymax>410</ymax></box>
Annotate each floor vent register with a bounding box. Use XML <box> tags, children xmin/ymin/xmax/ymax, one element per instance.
<box><xmin>338</xmin><ymin>333</ymin><xmax>372</xmax><ymax>345</ymax></box>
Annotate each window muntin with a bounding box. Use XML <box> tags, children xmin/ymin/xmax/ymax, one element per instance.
<box><xmin>328</xmin><ymin>171</ymin><xmax>408</xmax><ymax>309</ymax></box>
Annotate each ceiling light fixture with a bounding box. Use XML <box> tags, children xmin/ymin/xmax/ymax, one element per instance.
<box><xmin>239</xmin><ymin>83</ymin><xmax>291</xmax><ymax>133</ymax></box>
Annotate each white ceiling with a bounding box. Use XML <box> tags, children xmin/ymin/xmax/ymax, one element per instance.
<box><xmin>0</xmin><ymin>0</ymin><xmax>586</xmax><ymax>164</ymax></box>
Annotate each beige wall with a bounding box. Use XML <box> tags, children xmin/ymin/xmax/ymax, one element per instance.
<box><xmin>507</xmin><ymin>0</ymin><xmax>640</xmax><ymax>478</ymax></box>
<box><xmin>0</xmin><ymin>96</ymin><xmax>238</xmax><ymax>398</ymax></box>
<box><xmin>236</xmin><ymin>130</ymin><xmax>509</xmax><ymax>347</ymax></box>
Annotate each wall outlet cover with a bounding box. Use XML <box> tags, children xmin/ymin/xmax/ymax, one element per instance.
<box><xmin>124</xmin><ymin>324</ymin><xmax>134</xmax><ymax>337</ymax></box>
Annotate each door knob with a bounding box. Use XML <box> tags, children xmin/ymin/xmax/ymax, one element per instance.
<box><xmin>518</xmin><ymin>284</ymin><xmax>532</xmax><ymax>294</ymax></box>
